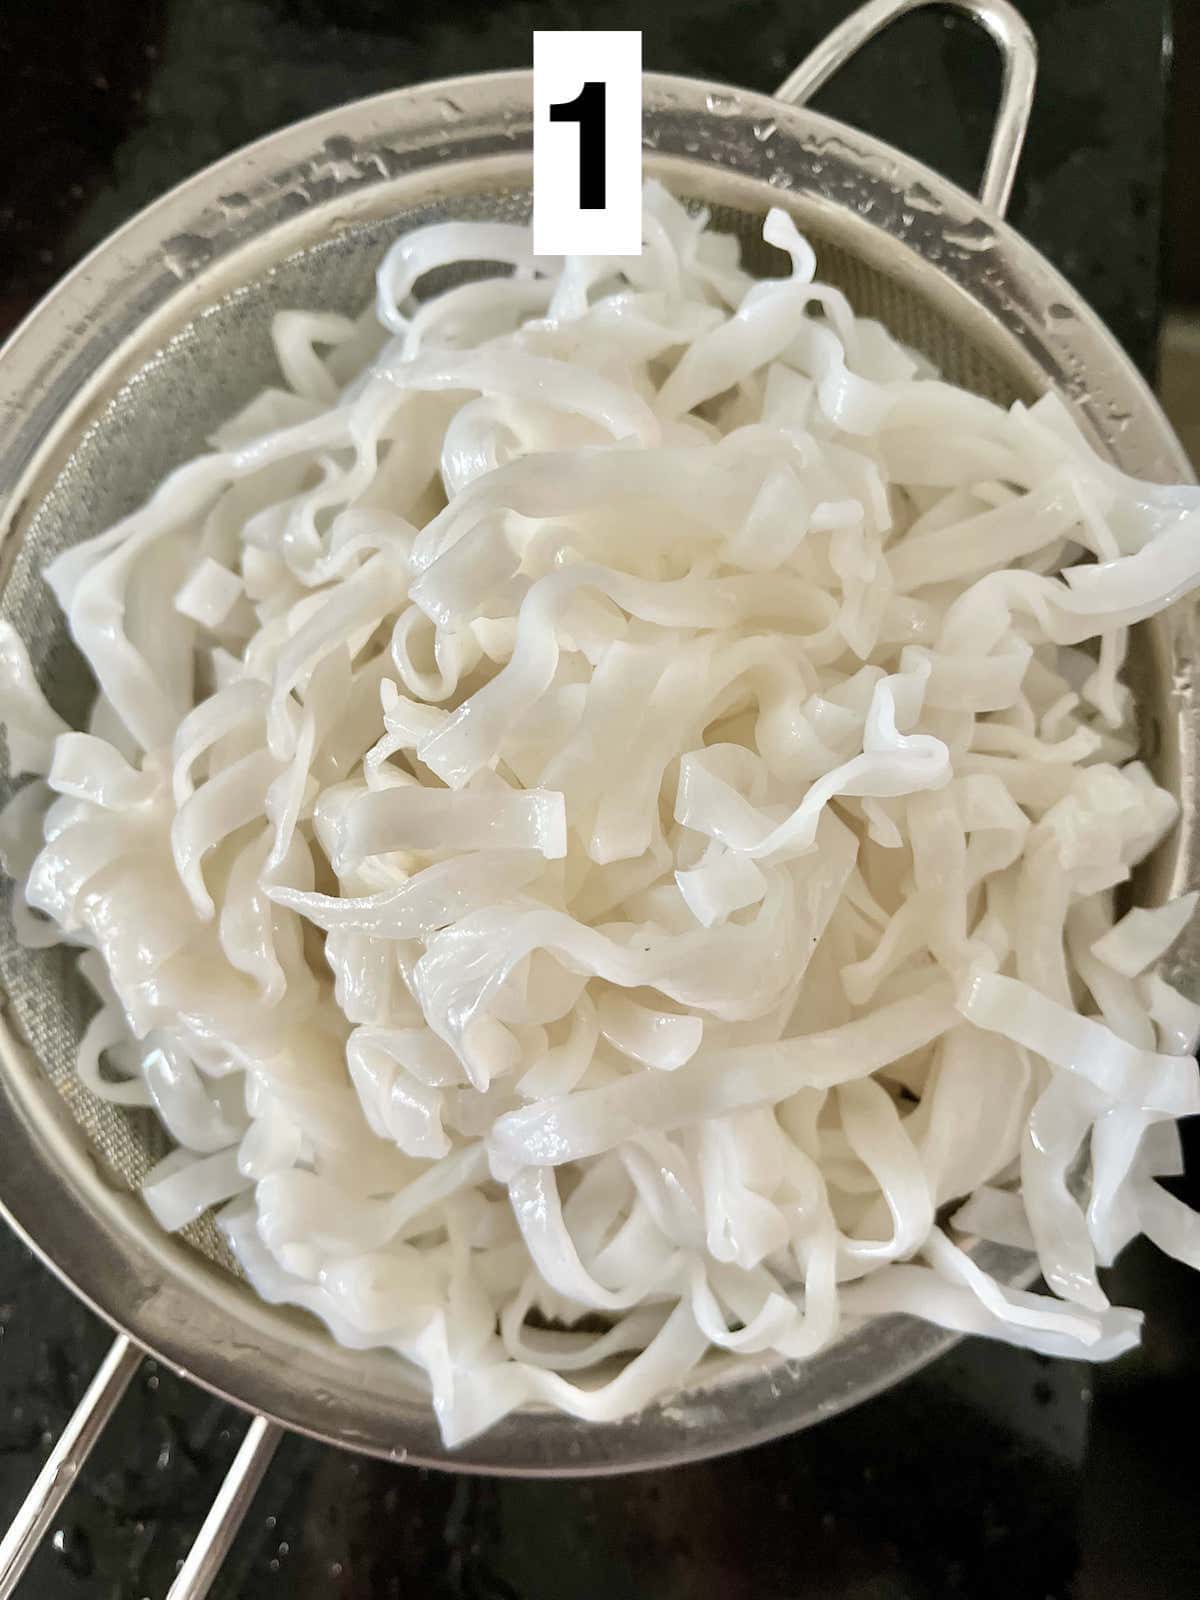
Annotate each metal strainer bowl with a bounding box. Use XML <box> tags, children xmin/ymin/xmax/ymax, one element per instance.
<box><xmin>1</xmin><ymin>0</ymin><xmax>1197</xmax><ymax>1591</ymax></box>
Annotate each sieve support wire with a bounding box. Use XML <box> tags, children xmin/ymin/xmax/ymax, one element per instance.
<box><xmin>774</xmin><ymin>0</ymin><xmax>1038</xmax><ymax>219</ymax></box>
<box><xmin>165</xmin><ymin>1415</ymin><xmax>283</xmax><ymax>1600</ymax></box>
<box><xmin>0</xmin><ymin>1334</ymin><xmax>142</xmax><ymax>1600</ymax></box>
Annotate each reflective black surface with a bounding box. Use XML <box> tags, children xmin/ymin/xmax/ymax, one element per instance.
<box><xmin>1</xmin><ymin>3</ymin><xmax>1194</xmax><ymax>1597</ymax></box>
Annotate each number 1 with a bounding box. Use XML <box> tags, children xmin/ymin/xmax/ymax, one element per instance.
<box><xmin>533</xmin><ymin>32</ymin><xmax>639</xmax><ymax>255</ymax></box>
<box><xmin>549</xmin><ymin>81</ymin><xmax>606</xmax><ymax>210</ymax></box>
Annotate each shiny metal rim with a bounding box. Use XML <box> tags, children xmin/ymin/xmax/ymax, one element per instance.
<box><xmin>0</xmin><ymin>0</ymin><xmax>1192</xmax><ymax>1529</ymax></box>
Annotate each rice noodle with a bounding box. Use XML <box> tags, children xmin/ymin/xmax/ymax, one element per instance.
<box><xmin>3</xmin><ymin>182</ymin><xmax>1200</xmax><ymax>1447</ymax></box>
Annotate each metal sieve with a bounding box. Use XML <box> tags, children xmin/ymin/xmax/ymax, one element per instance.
<box><xmin>1</xmin><ymin>0</ymin><xmax>1197</xmax><ymax>1593</ymax></box>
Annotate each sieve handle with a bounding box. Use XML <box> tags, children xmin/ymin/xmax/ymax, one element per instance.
<box><xmin>165</xmin><ymin>1415</ymin><xmax>282</xmax><ymax>1600</ymax></box>
<box><xmin>0</xmin><ymin>1334</ymin><xmax>279</xmax><ymax>1600</ymax></box>
<box><xmin>0</xmin><ymin>1335</ymin><xmax>143</xmax><ymax>1600</ymax></box>
<box><xmin>773</xmin><ymin>0</ymin><xmax>1038</xmax><ymax>218</ymax></box>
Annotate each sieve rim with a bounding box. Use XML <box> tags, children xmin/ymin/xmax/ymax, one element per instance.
<box><xmin>1</xmin><ymin>66</ymin><xmax>1196</xmax><ymax>1475</ymax></box>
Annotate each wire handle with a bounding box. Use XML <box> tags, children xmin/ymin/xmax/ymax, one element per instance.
<box><xmin>0</xmin><ymin>1335</ymin><xmax>142</xmax><ymax>1600</ymax></box>
<box><xmin>0</xmin><ymin>1332</ymin><xmax>278</xmax><ymax>1600</ymax></box>
<box><xmin>166</xmin><ymin>1416</ymin><xmax>282</xmax><ymax>1600</ymax></box>
<box><xmin>774</xmin><ymin>0</ymin><xmax>1038</xmax><ymax>218</ymax></box>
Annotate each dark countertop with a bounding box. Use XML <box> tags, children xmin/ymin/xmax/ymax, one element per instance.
<box><xmin>1</xmin><ymin>3</ymin><xmax>1196</xmax><ymax>1597</ymax></box>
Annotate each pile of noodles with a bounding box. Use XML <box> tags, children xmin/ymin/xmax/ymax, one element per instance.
<box><xmin>3</xmin><ymin>184</ymin><xmax>1200</xmax><ymax>1446</ymax></box>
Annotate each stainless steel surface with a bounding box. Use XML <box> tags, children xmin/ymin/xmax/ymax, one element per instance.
<box><xmin>775</xmin><ymin>0</ymin><xmax>1037</xmax><ymax>216</ymax></box>
<box><xmin>0</xmin><ymin>1336</ymin><xmax>142</xmax><ymax>1599</ymax></box>
<box><xmin>0</xmin><ymin>0</ymin><xmax>1195</xmax><ymax>1498</ymax></box>
<box><xmin>165</xmin><ymin>1418</ymin><xmax>283</xmax><ymax>1600</ymax></box>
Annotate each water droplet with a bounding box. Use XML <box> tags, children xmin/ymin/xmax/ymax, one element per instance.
<box><xmin>51</xmin><ymin>1524</ymin><xmax>93</xmax><ymax>1578</ymax></box>
<box><xmin>161</xmin><ymin>234</ymin><xmax>214</xmax><ymax>279</ymax></box>
<box><xmin>265</xmin><ymin>1514</ymin><xmax>277</xmax><ymax>1531</ymax></box>
<box><xmin>752</xmin><ymin>120</ymin><xmax>777</xmax><ymax>144</ymax></box>
<box><xmin>1044</xmin><ymin>302</ymin><xmax>1075</xmax><ymax>323</ymax></box>
<box><xmin>943</xmin><ymin>217</ymin><xmax>996</xmax><ymax>252</ymax></box>
<box><xmin>217</xmin><ymin>191</ymin><xmax>250</xmax><ymax>217</ymax></box>
<box><xmin>705</xmin><ymin>91</ymin><xmax>739</xmax><ymax>116</ymax></box>
<box><xmin>308</xmin><ymin>137</ymin><xmax>362</xmax><ymax>183</ymax></box>
<box><xmin>768</xmin><ymin>170</ymin><xmax>793</xmax><ymax>189</ymax></box>
<box><xmin>903</xmin><ymin>181</ymin><xmax>943</xmax><ymax>215</ymax></box>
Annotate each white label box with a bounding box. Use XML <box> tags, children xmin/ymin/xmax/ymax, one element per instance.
<box><xmin>533</xmin><ymin>30</ymin><xmax>643</xmax><ymax>257</ymax></box>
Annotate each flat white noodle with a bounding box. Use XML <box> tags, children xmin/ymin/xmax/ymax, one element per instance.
<box><xmin>3</xmin><ymin>181</ymin><xmax>1200</xmax><ymax>1449</ymax></box>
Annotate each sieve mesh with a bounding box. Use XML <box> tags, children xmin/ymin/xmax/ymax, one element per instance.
<box><xmin>0</xmin><ymin>183</ymin><xmax>1031</xmax><ymax>1277</ymax></box>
